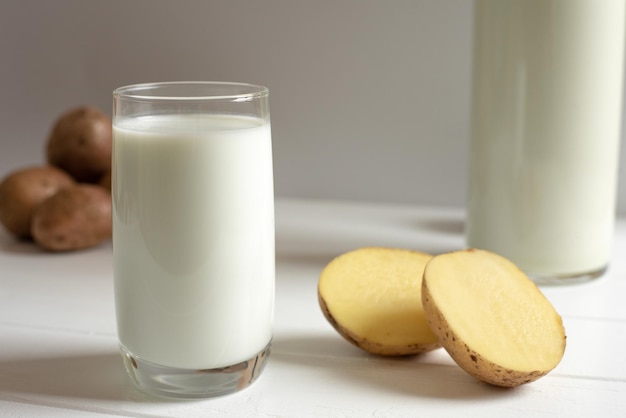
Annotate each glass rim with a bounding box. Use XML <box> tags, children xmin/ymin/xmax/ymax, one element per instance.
<box><xmin>113</xmin><ymin>81</ymin><xmax>269</xmax><ymax>102</ymax></box>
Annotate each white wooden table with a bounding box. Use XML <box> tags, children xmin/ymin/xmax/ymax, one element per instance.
<box><xmin>1</xmin><ymin>198</ymin><xmax>624</xmax><ymax>417</ymax></box>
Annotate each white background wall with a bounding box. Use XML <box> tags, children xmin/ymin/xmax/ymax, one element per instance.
<box><xmin>1</xmin><ymin>0</ymin><xmax>625</xmax><ymax>214</ymax></box>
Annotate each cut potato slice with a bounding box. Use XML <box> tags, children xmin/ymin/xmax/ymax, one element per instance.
<box><xmin>318</xmin><ymin>247</ymin><xmax>440</xmax><ymax>356</ymax></box>
<box><xmin>422</xmin><ymin>248</ymin><xmax>566</xmax><ymax>387</ymax></box>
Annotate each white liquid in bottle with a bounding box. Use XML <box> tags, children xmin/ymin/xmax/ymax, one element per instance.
<box><xmin>467</xmin><ymin>0</ymin><xmax>625</xmax><ymax>280</ymax></box>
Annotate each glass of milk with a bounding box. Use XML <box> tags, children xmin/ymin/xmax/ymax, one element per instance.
<box><xmin>112</xmin><ymin>82</ymin><xmax>274</xmax><ymax>397</ymax></box>
<box><xmin>466</xmin><ymin>0</ymin><xmax>625</xmax><ymax>284</ymax></box>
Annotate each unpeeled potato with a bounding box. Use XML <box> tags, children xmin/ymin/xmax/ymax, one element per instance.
<box><xmin>0</xmin><ymin>166</ymin><xmax>75</xmax><ymax>238</ymax></box>
<box><xmin>422</xmin><ymin>248</ymin><xmax>566</xmax><ymax>387</ymax></box>
<box><xmin>318</xmin><ymin>247</ymin><xmax>440</xmax><ymax>356</ymax></box>
<box><xmin>31</xmin><ymin>184</ymin><xmax>112</xmax><ymax>251</ymax></box>
<box><xmin>46</xmin><ymin>106</ymin><xmax>112</xmax><ymax>183</ymax></box>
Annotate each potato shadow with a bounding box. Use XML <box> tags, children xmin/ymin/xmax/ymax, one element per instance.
<box><xmin>271</xmin><ymin>334</ymin><xmax>515</xmax><ymax>401</ymax></box>
<box><xmin>0</xmin><ymin>233</ymin><xmax>42</xmax><ymax>255</ymax></box>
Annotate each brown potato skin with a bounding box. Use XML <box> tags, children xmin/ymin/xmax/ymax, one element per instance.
<box><xmin>0</xmin><ymin>166</ymin><xmax>75</xmax><ymax>238</ymax></box>
<box><xmin>31</xmin><ymin>184</ymin><xmax>112</xmax><ymax>251</ymax></box>
<box><xmin>46</xmin><ymin>106</ymin><xmax>112</xmax><ymax>183</ymax></box>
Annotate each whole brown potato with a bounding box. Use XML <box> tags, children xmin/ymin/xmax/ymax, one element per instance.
<box><xmin>31</xmin><ymin>184</ymin><xmax>112</xmax><ymax>251</ymax></box>
<box><xmin>0</xmin><ymin>166</ymin><xmax>75</xmax><ymax>238</ymax></box>
<box><xmin>46</xmin><ymin>106</ymin><xmax>112</xmax><ymax>183</ymax></box>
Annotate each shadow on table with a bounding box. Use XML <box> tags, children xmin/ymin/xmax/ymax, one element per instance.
<box><xmin>275</xmin><ymin>214</ymin><xmax>465</xmax><ymax>268</ymax></box>
<box><xmin>0</xmin><ymin>352</ymin><xmax>167</xmax><ymax>404</ymax></box>
<box><xmin>0</xmin><ymin>232</ymin><xmax>112</xmax><ymax>256</ymax></box>
<box><xmin>412</xmin><ymin>217</ymin><xmax>465</xmax><ymax>237</ymax></box>
<box><xmin>271</xmin><ymin>334</ymin><xmax>515</xmax><ymax>401</ymax></box>
<box><xmin>0</xmin><ymin>233</ymin><xmax>42</xmax><ymax>255</ymax></box>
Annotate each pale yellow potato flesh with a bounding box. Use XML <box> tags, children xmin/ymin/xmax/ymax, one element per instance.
<box><xmin>318</xmin><ymin>247</ymin><xmax>440</xmax><ymax>356</ymax></box>
<box><xmin>422</xmin><ymin>249</ymin><xmax>566</xmax><ymax>387</ymax></box>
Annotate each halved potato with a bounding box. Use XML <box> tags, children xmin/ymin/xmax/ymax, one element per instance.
<box><xmin>319</xmin><ymin>247</ymin><xmax>440</xmax><ymax>356</ymax></box>
<box><xmin>422</xmin><ymin>248</ymin><xmax>566</xmax><ymax>387</ymax></box>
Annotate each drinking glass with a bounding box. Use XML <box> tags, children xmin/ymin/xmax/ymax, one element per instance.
<box><xmin>112</xmin><ymin>81</ymin><xmax>274</xmax><ymax>397</ymax></box>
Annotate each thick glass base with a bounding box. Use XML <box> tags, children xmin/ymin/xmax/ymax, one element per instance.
<box><xmin>120</xmin><ymin>342</ymin><xmax>271</xmax><ymax>399</ymax></box>
<box><xmin>528</xmin><ymin>265</ymin><xmax>607</xmax><ymax>286</ymax></box>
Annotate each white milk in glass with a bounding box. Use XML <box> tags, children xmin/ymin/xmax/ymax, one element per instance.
<box><xmin>467</xmin><ymin>0</ymin><xmax>625</xmax><ymax>279</ymax></box>
<box><xmin>113</xmin><ymin>114</ymin><xmax>274</xmax><ymax>369</ymax></box>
